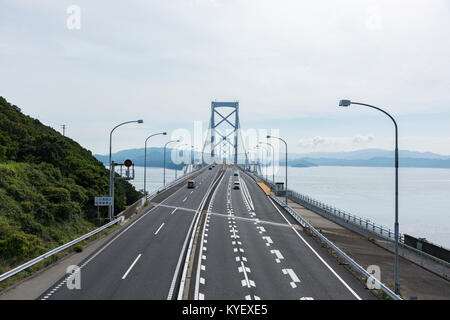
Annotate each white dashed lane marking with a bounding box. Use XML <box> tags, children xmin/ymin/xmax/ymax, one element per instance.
<box><xmin>122</xmin><ymin>254</ymin><xmax>142</xmax><ymax>280</ymax></box>
<box><xmin>155</xmin><ymin>223</ymin><xmax>165</xmax><ymax>235</ymax></box>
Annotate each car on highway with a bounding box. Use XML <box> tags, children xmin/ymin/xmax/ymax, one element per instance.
<box><xmin>233</xmin><ymin>171</ymin><xmax>239</xmax><ymax>176</ymax></box>
<box><xmin>233</xmin><ymin>181</ymin><xmax>240</xmax><ymax>189</ymax></box>
<box><xmin>208</xmin><ymin>167</ymin><xmax>212</xmax><ymax>170</ymax></box>
<box><xmin>187</xmin><ymin>180</ymin><xmax>196</xmax><ymax>188</ymax></box>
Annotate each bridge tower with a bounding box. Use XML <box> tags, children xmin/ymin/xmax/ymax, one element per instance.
<box><xmin>209</xmin><ymin>101</ymin><xmax>239</xmax><ymax>164</ymax></box>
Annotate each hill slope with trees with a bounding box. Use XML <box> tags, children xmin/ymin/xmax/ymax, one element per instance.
<box><xmin>0</xmin><ymin>96</ymin><xmax>141</xmax><ymax>275</ymax></box>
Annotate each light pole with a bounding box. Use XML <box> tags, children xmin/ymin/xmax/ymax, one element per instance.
<box><xmin>109</xmin><ymin>119</ymin><xmax>143</xmax><ymax>220</ymax></box>
<box><xmin>164</xmin><ymin>139</ymin><xmax>180</xmax><ymax>186</ymax></box>
<box><xmin>339</xmin><ymin>99</ymin><xmax>400</xmax><ymax>295</ymax></box>
<box><xmin>257</xmin><ymin>144</ymin><xmax>269</xmax><ymax>182</ymax></box>
<box><xmin>144</xmin><ymin>132</ymin><xmax>167</xmax><ymax>199</ymax></box>
<box><xmin>260</xmin><ymin>141</ymin><xmax>275</xmax><ymax>185</ymax></box>
<box><xmin>267</xmin><ymin>135</ymin><xmax>288</xmax><ymax>205</ymax></box>
<box><xmin>176</xmin><ymin>143</ymin><xmax>188</xmax><ymax>179</ymax></box>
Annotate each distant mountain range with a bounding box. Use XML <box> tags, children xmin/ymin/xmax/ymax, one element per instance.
<box><xmin>289</xmin><ymin>149</ymin><xmax>450</xmax><ymax>161</ymax></box>
<box><xmin>97</xmin><ymin>148</ymin><xmax>450</xmax><ymax>169</ymax></box>
<box><xmin>94</xmin><ymin>147</ymin><xmax>197</xmax><ymax>169</ymax></box>
<box><xmin>287</xmin><ymin>149</ymin><xmax>450</xmax><ymax>168</ymax></box>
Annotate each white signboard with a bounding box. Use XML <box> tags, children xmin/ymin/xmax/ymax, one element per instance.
<box><xmin>95</xmin><ymin>197</ymin><xmax>112</xmax><ymax>206</ymax></box>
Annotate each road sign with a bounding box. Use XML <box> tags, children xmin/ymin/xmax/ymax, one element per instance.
<box><xmin>124</xmin><ymin>159</ymin><xmax>133</xmax><ymax>167</ymax></box>
<box><xmin>95</xmin><ymin>197</ymin><xmax>112</xmax><ymax>206</ymax></box>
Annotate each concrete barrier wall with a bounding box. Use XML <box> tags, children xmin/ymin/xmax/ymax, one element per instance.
<box><xmin>404</xmin><ymin>234</ymin><xmax>450</xmax><ymax>263</ymax></box>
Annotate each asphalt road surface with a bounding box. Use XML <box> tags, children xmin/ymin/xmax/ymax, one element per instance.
<box><xmin>39</xmin><ymin>165</ymin><xmax>220</xmax><ymax>300</ymax></box>
<box><xmin>190</xmin><ymin>166</ymin><xmax>375</xmax><ymax>300</ymax></box>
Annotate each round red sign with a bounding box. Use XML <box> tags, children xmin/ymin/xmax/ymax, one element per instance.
<box><xmin>124</xmin><ymin>159</ymin><xmax>133</xmax><ymax>167</ymax></box>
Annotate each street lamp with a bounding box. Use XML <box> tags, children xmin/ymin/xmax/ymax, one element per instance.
<box><xmin>267</xmin><ymin>135</ymin><xmax>288</xmax><ymax>205</ymax></box>
<box><xmin>257</xmin><ymin>144</ymin><xmax>270</xmax><ymax>182</ymax></box>
<box><xmin>176</xmin><ymin>143</ymin><xmax>188</xmax><ymax>179</ymax></box>
<box><xmin>144</xmin><ymin>132</ymin><xmax>167</xmax><ymax>199</ymax></box>
<box><xmin>339</xmin><ymin>99</ymin><xmax>400</xmax><ymax>295</ymax></box>
<box><xmin>109</xmin><ymin>119</ymin><xmax>143</xmax><ymax>220</ymax></box>
<box><xmin>259</xmin><ymin>141</ymin><xmax>275</xmax><ymax>185</ymax></box>
<box><xmin>164</xmin><ymin>139</ymin><xmax>180</xmax><ymax>186</ymax></box>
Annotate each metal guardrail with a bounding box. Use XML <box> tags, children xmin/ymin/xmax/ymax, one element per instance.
<box><xmin>252</xmin><ymin>171</ymin><xmax>404</xmax><ymax>243</ymax></box>
<box><xmin>0</xmin><ymin>165</ymin><xmax>208</xmax><ymax>284</ymax></box>
<box><xmin>0</xmin><ymin>216</ymin><xmax>125</xmax><ymax>282</ymax></box>
<box><xmin>269</xmin><ymin>194</ymin><xmax>402</xmax><ymax>300</ymax></box>
<box><xmin>287</xmin><ymin>189</ymin><xmax>404</xmax><ymax>243</ymax></box>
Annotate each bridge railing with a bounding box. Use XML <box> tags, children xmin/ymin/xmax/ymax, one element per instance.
<box><xmin>251</xmin><ymin>171</ymin><xmax>403</xmax><ymax>243</ymax></box>
<box><xmin>0</xmin><ymin>165</ymin><xmax>208</xmax><ymax>284</ymax></box>
<box><xmin>0</xmin><ymin>216</ymin><xmax>125</xmax><ymax>283</ymax></box>
<box><xmin>269</xmin><ymin>194</ymin><xmax>402</xmax><ymax>300</ymax></box>
<box><xmin>287</xmin><ymin>189</ymin><xmax>404</xmax><ymax>243</ymax></box>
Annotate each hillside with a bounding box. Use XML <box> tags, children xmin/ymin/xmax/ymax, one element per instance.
<box><xmin>0</xmin><ymin>96</ymin><xmax>141</xmax><ymax>274</ymax></box>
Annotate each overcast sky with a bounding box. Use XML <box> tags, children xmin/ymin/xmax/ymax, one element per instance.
<box><xmin>1</xmin><ymin>0</ymin><xmax>449</xmax><ymax>155</ymax></box>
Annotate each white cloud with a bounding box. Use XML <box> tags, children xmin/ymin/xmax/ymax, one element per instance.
<box><xmin>0</xmin><ymin>0</ymin><xmax>449</xmax><ymax>154</ymax></box>
<box><xmin>298</xmin><ymin>134</ymin><xmax>376</xmax><ymax>150</ymax></box>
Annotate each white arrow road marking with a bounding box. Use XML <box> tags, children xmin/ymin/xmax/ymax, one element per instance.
<box><xmin>270</xmin><ymin>250</ymin><xmax>285</xmax><ymax>263</ymax></box>
<box><xmin>262</xmin><ymin>236</ymin><xmax>273</xmax><ymax>246</ymax></box>
<box><xmin>282</xmin><ymin>268</ymin><xmax>301</xmax><ymax>288</ymax></box>
<box><xmin>122</xmin><ymin>254</ymin><xmax>142</xmax><ymax>280</ymax></box>
<box><xmin>155</xmin><ymin>223</ymin><xmax>165</xmax><ymax>235</ymax></box>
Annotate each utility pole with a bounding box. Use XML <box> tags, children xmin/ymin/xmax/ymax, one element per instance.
<box><xmin>61</xmin><ymin>124</ymin><xmax>66</xmax><ymax>136</ymax></box>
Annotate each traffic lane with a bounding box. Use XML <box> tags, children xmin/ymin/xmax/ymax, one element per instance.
<box><xmin>238</xmin><ymin>171</ymin><xmax>287</xmax><ymax>224</ymax></box>
<box><xmin>164</xmin><ymin>166</ymin><xmax>219</xmax><ymax>210</ymax></box>
<box><xmin>241</xmin><ymin>172</ymin><xmax>374</xmax><ymax>299</ymax></box>
<box><xmin>231</xmin><ymin>172</ymin><xmax>369</xmax><ymax>300</ymax></box>
<box><xmin>40</xmin><ymin>204</ymin><xmax>176</xmax><ymax>299</ymax></box>
<box><xmin>258</xmin><ymin>223</ymin><xmax>370</xmax><ymax>300</ymax></box>
<box><xmin>194</xmin><ymin>168</ymin><xmax>246</xmax><ymax>299</ymax></box>
<box><xmin>197</xmin><ymin>213</ymin><xmax>248</xmax><ymax>300</ymax></box>
<box><xmin>41</xmin><ymin>168</ymin><xmax>218</xmax><ymax>299</ymax></box>
<box><xmin>229</xmin><ymin>183</ymin><xmax>310</xmax><ymax>299</ymax></box>
<box><xmin>106</xmin><ymin>207</ymin><xmax>197</xmax><ymax>299</ymax></box>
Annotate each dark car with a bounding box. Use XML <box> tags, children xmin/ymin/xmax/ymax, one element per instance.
<box><xmin>187</xmin><ymin>180</ymin><xmax>195</xmax><ymax>188</ymax></box>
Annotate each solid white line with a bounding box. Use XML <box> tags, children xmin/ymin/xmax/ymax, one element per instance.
<box><xmin>171</xmin><ymin>166</ymin><xmax>222</xmax><ymax>300</ymax></box>
<box><xmin>155</xmin><ymin>223</ymin><xmax>165</xmax><ymax>235</ymax></box>
<box><xmin>267</xmin><ymin>196</ymin><xmax>362</xmax><ymax>300</ymax></box>
<box><xmin>122</xmin><ymin>254</ymin><xmax>142</xmax><ymax>280</ymax></box>
<box><xmin>182</xmin><ymin>197</ymin><xmax>187</xmax><ymax>202</ymax></box>
<box><xmin>170</xmin><ymin>208</ymin><xmax>178</xmax><ymax>215</ymax></box>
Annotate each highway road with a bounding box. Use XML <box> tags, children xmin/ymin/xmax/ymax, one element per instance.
<box><xmin>38</xmin><ymin>164</ymin><xmax>375</xmax><ymax>300</ymax></box>
<box><xmin>38</xmin><ymin>165</ymin><xmax>221</xmax><ymax>300</ymax></box>
<box><xmin>190</xmin><ymin>166</ymin><xmax>375</xmax><ymax>300</ymax></box>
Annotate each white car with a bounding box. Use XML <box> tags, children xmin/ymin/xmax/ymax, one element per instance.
<box><xmin>233</xmin><ymin>181</ymin><xmax>240</xmax><ymax>189</ymax></box>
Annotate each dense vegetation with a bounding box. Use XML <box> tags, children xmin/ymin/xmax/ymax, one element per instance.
<box><xmin>0</xmin><ymin>96</ymin><xmax>141</xmax><ymax>273</ymax></box>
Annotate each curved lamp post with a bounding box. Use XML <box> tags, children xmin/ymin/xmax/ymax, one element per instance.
<box><xmin>164</xmin><ymin>139</ymin><xmax>180</xmax><ymax>186</ymax></box>
<box><xmin>176</xmin><ymin>143</ymin><xmax>188</xmax><ymax>179</ymax></box>
<box><xmin>109</xmin><ymin>119</ymin><xmax>143</xmax><ymax>219</ymax></box>
<box><xmin>259</xmin><ymin>141</ymin><xmax>275</xmax><ymax>185</ymax></box>
<box><xmin>267</xmin><ymin>135</ymin><xmax>288</xmax><ymax>205</ymax></box>
<box><xmin>257</xmin><ymin>144</ymin><xmax>270</xmax><ymax>182</ymax></box>
<box><xmin>144</xmin><ymin>132</ymin><xmax>167</xmax><ymax>199</ymax></box>
<box><xmin>339</xmin><ymin>99</ymin><xmax>400</xmax><ymax>294</ymax></box>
